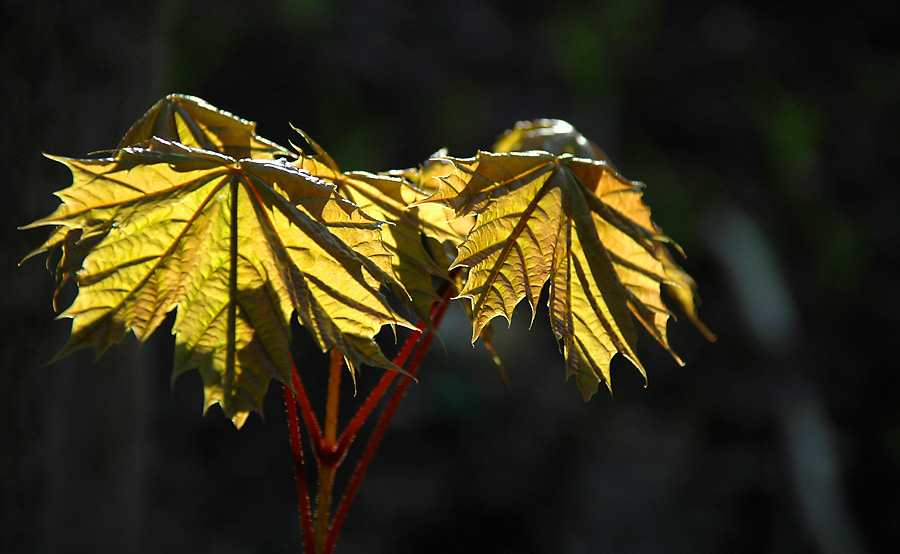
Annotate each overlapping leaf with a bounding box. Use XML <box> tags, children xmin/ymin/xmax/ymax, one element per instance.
<box><xmin>22</xmin><ymin>138</ymin><xmax>410</xmax><ymax>427</ymax></box>
<box><xmin>493</xmin><ymin>118</ymin><xmax>612</xmax><ymax>164</ymax></box>
<box><xmin>420</xmin><ymin>149</ymin><xmax>690</xmax><ymax>399</ymax></box>
<box><xmin>388</xmin><ymin>152</ymin><xmax>476</xmax><ymax>249</ymax></box>
<box><xmin>393</xmin><ymin>153</ymin><xmax>510</xmax><ymax>377</ymax></box>
<box><xmin>119</xmin><ymin>93</ymin><xmax>293</xmax><ymax>159</ymax></box>
<box><xmin>23</xmin><ymin>94</ymin><xmax>296</xmax><ymax>311</ymax></box>
<box><xmin>23</xmin><ymin>94</ymin><xmax>711</xmax><ymax>428</ymax></box>
<box><xmin>289</xmin><ymin>132</ymin><xmax>450</xmax><ymax>326</ymax></box>
<box><xmin>494</xmin><ymin>118</ymin><xmax>714</xmax><ymax>343</ymax></box>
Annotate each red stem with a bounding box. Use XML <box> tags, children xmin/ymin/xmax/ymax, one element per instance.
<box><xmin>332</xmin><ymin>324</ymin><xmax>420</xmax><ymax>457</ymax></box>
<box><xmin>313</xmin><ymin>349</ymin><xmax>345</xmax><ymax>553</ymax></box>
<box><xmin>283</xmin><ymin>384</ymin><xmax>316</xmax><ymax>551</ymax></box>
<box><xmin>324</xmin><ymin>285</ymin><xmax>453</xmax><ymax>552</ymax></box>
<box><xmin>291</xmin><ymin>361</ymin><xmax>323</xmax><ymax>451</ymax></box>
<box><xmin>334</xmin><ymin>282</ymin><xmax>453</xmax><ymax>458</ymax></box>
<box><xmin>286</xmin><ymin>282</ymin><xmax>453</xmax><ymax>554</ymax></box>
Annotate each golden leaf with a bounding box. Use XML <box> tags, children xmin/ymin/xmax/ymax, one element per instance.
<box><xmin>422</xmin><ymin>149</ymin><xmax>692</xmax><ymax>399</ymax></box>
<box><xmin>22</xmin><ymin>138</ymin><xmax>411</xmax><ymax>427</ymax></box>
<box><xmin>119</xmin><ymin>93</ymin><xmax>292</xmax><ymax>159</ymax></box>
<box><xmin>290</xmin><ymin>130</ymin><xmax>448</xmax><ymax>327</ymax></box>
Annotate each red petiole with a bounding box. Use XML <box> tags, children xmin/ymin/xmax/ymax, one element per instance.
<box><xmin>284</xmin><ymin>282</ymin><xmax>454</xmax><ymax>554</ymax></box>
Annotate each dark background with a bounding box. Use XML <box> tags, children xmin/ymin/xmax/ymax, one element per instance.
<box><xmin>2</xmin><ymin>1</ymin><xmax>897</xmax><ymax>553</ymax></box>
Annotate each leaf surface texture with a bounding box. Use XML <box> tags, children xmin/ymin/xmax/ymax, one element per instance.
<box><xmin>424</xmin><ymin>150</ymin><xmax>686</xmax><ymax>398</ymax></box>
<box><xmin>24</xmin><ymin>138</ymin><xmax>409</xmax><ymax>426</ymax></box>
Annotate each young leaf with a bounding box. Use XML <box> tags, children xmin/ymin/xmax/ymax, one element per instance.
<box><xmin>290</xmin><ymin>132</ymin><xmax>454</xmax><ymax>328</ymax></box>
<box><xmin>395</xmin><ymin>154</ymin><xmax>511</xmax><ymax>378</ymax></box>
<box><xmin>21</xmin><ymin>94</ymin><xmax>296</xmax><ymax>296</ymax></box>
<box><xmin>421</xmin><ymin>150</ymin><xmax>686</xmax><ymax>399</ymax></box>
<box><xmin>657</xmin><ymin>243</ymin><xmax>717</xmax><ymax>342</ymax></box>
<box><xmin>389</xmin><ymin>153</ymin><xmax>476</xmax><ymax>248</ymax></box>
<box><xmin>119</xmin><ymin>93</ymin><xmax>293</xmax><ymax>159</ymax></box>
<box><xmin>494</xmin><ymin>118</ymin><xmax>714</xmax><ymax>342</ymax></box>
<box><xmin>493</xmin><ymin>118</ymin><xmax>612</xmax><ymax>163</ymax></box>
<box><xmin>22</xmin><ymin>138</ymin><xmax>411</xmax><ymax>427</ymax></box>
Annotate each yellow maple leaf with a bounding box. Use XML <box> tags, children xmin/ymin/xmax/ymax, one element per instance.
<box><xmin>420</xmin><ymin>149</ymin><xmax>697</xmax><ymax>399</ymax></box>
<box><xmin>22</xmin><ymin>138</ymin><xmax>411</xmax><ymax>427</ymax></box>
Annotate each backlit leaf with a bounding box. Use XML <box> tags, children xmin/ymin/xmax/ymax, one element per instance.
<box><xmin>290</xmin><ymin>131</ymin><xmax>448</xmax><ymax>327</ymax></box>
<box><xmin>494</xmin><ymin>118</ymin><xmax>714</xmax><ymax>342</ymax></box>
<box><xmin>422</xmin><ymin>149</ymin><xmax>690</xmax><ymax>399</ymax></box>
<box><xmin>22</xmin><ymin>138</ymin><xmax>411</xmax><ymax>427</ymax></box>
<box><xmin>22</xmin><ymin>95</ymin><xmax>296</xmax><ymax>302</ymax></box>
<box><xmin>493</xmin><ymin>118</ymin><xmax>612</xmax><ymax>163</ymax></box>
<box><xmin>119</xmin><ymin>93</ymin><xmax>293</xmax><ymax>160</ymax></box>
<box><xmin>657</xmin><ymin>243</ymin><xmax>717</xmax><ymax>342</ymax></box>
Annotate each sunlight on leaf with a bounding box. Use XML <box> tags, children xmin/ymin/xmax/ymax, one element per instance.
<box><xmin>419</xmin><ymin>146</ymin><xmax>700</xmax><ymax>399</ymax></box>
<box><xmin>289</xmin><ymin>130</ymin><xmax>450</xmax><ymax>328</ymax></box>
<box><xmin>22</xmin><ymin>138</ymin><xmax>410</xmax><ymax>427</ymax></box>
<box><xmin>22</xmin><ymin>95</ymin><xmax>712</xmax><ymax>427</ymax></box>
<box><xmin>493</xmin><ymin>118</ymin><xmax>612</xmax><ymax>163</ymax></box>
<box><xmin>119</xmin><ymin>93</ymin><xmax>293</xmax><ymax>159</ymax></box>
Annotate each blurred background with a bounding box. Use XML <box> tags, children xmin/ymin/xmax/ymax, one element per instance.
<box><xmin>2</xmin><ymin>0</ymin><xmax>897</xmax><ymax>553</ymax></box>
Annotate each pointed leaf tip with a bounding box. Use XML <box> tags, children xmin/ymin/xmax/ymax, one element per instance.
<box><xmin>23</xmin><ymin>101</ymin><xmax>416</xmax><ymax>423</ymax></box>
<box><xmin>430</xmin><ymin>142</ymin><xmax>708</xmax><ymax>400</ymax></box>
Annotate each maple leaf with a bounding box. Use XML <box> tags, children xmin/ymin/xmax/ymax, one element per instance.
<box><xmin>22</xmin><ymin>94</ymin><xmax>297</xmax><ymax>311</ymax></box>
<box><xmin>420</xmin><ymin>148</ymin><xmax>695</xmax><ymax>399</ymax></box>
<box><xmin>388</xmin><ymin>152</ymin><xmax>476</xmax><ymax>248</ymax></box>
<box><xmin>493</xmin><ymin>118</ymin><xmax>612</xmax><ymax>163</ymax></box>
<box><xmin>389</xmin><ymin>152</ymin><xmax>511</xmax><ymax>379</ymax></box>
<box><xmin>494</xmin><ymin>118</ymin><xmax>715</xmax><ymax>343</ymax></box>
<box><xmin>119</xmin><ymin>93</ymin><xmax>293</xmax><ymax>159</ymax></box>
<box><xmin>21</xmin><ymin>138</ymin><xmax>411</xmax><ymax>427</ymax></box>
<box><xmin>657</xmin><ymin>243</ymin><xmax>717</xmax><ymax>342</ymax></box>
<box><xmin>289</xmin><ymin>130</ymin><xmax>450</xmax><ymax>327</ymax></box>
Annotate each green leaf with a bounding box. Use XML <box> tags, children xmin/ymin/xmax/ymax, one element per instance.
<box><xmin>22</xmin><ymin>138</ymin><xmax>411</xmax><ymax>427</ymax></box>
